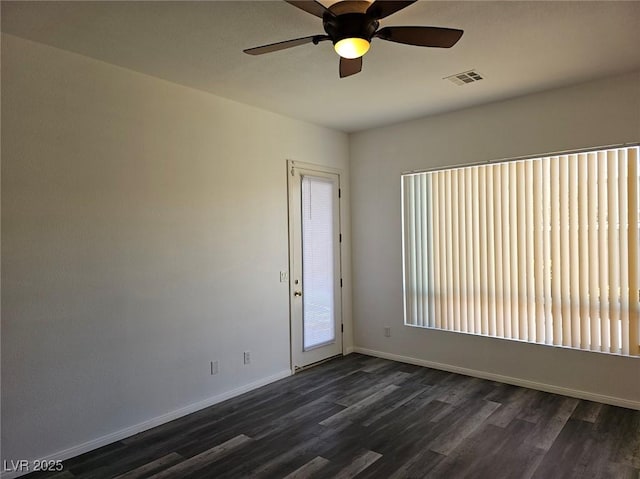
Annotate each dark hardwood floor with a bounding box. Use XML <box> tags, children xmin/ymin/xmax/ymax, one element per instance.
<box><xmin>25</xmin><ymin>353</ymin><xmax>640</xmax><ymax>479</ymax></box>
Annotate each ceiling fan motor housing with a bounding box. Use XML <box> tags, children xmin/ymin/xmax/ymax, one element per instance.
<box><xmin>323</xmin><ymin>13</ymin><xmax>379</xmax><ymax>44</ymax></box>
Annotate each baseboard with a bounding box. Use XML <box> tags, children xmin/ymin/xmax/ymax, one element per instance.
<box><xmin>345</xmin><ymin>346</ymin><xmax>355</xmax><ymax>354</ymax></box>
<box><xmin>353</xmin><ymin>347</ymin><xmax>640</xmax><ymax>411</ymax></box>
<box><xmin>1</xmin><ymin>369</ymin><xmax>291</xmax><ymax>479</ymax></box>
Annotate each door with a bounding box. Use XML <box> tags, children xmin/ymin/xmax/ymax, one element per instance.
<box><xmin>288</xmin><ymin>161</ymin><xmax>343</xmax><ymax>370</ymax></box>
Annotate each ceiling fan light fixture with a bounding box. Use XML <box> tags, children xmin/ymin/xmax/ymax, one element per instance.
<box><xmin>245</xmin><ymin>1</ymin><xmax>464</xmax><ymax>78</ymax></box>
<box><xmin>334</xmin><ymin>37</ymin><xmax>370</xmax><ymax>59</ymax></box>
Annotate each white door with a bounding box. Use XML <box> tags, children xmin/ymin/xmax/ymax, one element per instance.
<box><xmin>288</xmin><ymin>161</ymin><xmax>343</xmax><ymax>370</ymax></box>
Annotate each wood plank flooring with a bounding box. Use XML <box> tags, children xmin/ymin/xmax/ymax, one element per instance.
<box><xmin>23</xmin><ymin>354</ymin><xmax>640</xmax><ymax>478</ymax></box>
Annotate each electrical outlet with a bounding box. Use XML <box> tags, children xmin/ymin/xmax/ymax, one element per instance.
<box><xmin>210</xmin><ymin>360</ymin><xmax>219</xmax><ymax>375</ymax></box>
<box><xmin>243</xmin><ymin>351</ymin><xmax>251</xmax><ymax>365</ymax></box>
<box><xmin>280</xmin><ymin>271</ymin><xmax>289</xmax><ymax>283</ymax></box>
<box><xmin>384</xmin><ymin>327</ymin><xmax>391</xmax><ymax>338</ymax></box>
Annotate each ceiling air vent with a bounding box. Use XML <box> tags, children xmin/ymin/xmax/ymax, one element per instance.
<box><xmin>445</xmin><ymin>69</ymin><xmax>484</xmax><ymax>86</ymax></box>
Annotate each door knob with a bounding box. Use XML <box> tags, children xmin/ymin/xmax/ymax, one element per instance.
<box><xmin>294</xmin><ymin>291</ymin><xmax>303</xmax><ymax>297</ymax></box>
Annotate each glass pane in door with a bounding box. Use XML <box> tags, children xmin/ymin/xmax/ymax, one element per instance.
<box><xmin>301</xmin><ymin>175</ymin><xmax>336</xmax><ymax>350</ymax></box>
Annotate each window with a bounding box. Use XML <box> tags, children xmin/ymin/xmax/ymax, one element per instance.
<box><xmin>402</xmin><ymin>145</ymin><xmax>639</xmax><ymax>356</ymax></box>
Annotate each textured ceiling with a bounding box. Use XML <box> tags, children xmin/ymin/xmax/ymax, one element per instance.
<box><xmin>2</xmin><ymin>1</ymin><xmax>640</xmax><ymax>132</ymax></box>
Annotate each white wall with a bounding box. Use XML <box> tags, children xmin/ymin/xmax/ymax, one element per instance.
<box><xmin>0</xmin><ymin>33</ymin><xmax>352</xmax><ymax>465</ymax></box>
<box><xmin>350</xmin><ymin>71</ymin><xmax>640</xmax><ymax>407</ymax></box>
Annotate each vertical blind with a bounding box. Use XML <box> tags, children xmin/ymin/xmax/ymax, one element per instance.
<box><xmin>402</xmin><ymin>146</ymin><xmax>640</xmax><ymax>356</ymax></box>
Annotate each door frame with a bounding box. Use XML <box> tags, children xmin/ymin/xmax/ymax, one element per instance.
<box><xmin>287</xmin><ymin>160</ymin><xmax>344</xmax><ymax>373</ymax></box>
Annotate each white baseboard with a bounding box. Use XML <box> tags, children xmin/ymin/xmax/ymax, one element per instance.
<box><xmin>345</xmin><ymin>346</ymin><xmax>355</xmax><ymax>354</ymax></box>
<box><xmin>353</xmin><ymin>347</ymin><xmax>640</xmax><ymax>411</ymax></box>
<box><xmin>1</xmin><ymin>369</ymin><xmax>291</xmax><ymax>479</ymax></box>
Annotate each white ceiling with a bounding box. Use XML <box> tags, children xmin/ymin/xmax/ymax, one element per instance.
<box><xmin>2</xmin><ymin>1</ymin><xmax>639</xmax><ymax>132</ymax></box>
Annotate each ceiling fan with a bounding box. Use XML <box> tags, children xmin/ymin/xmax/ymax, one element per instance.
<box><xmin>243</xmin><ymin>0</ymin><xmax>463</xmax><ymax>78</ymax></box>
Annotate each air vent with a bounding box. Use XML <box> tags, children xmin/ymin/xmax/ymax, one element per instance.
<box><xmin>445</xmin><ymin>69</ymin><xmax>484</xmax><ymax>86</ymax></box>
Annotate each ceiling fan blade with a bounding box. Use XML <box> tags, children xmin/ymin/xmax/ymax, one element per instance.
<box><xmin>366</xmin><ymin>1</ymin><xmax>417</xmax><ymax>19</ymax></box>
<box><xmin>285</xmin><ymin>1</ymin><xmax>334</xmax><ymax>18</ymax></box>
<box><xmin>339</xmin><ymin>56</ymin><xmax>362</xmax><ymax>78</ymax></box>
<box><xmin>375</xmin><ymin>26</ymin><xmax>463</xmax><ymax>48</ymax></box>
<box><xmin>244</xmin><ymin>35</ymin><xmax>328</xmax><ymax>55</ymax></box>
